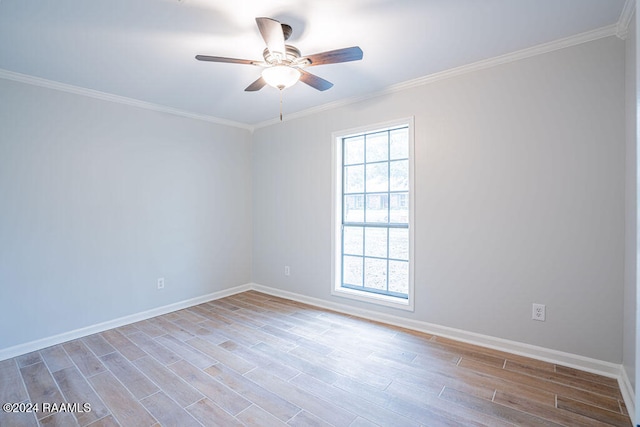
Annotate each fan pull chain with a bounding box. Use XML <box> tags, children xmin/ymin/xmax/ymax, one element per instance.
<box><xmin>279</xmin><ymin>88</ymin><xmax>283</xmax><ymax>121</ymax></box>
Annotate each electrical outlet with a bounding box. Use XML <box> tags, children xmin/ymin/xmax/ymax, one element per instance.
<box><xmin>157</xmin><ymin>278</ymin><xmax>165</xmax><ymax>290</ymax></box>
<box><xmin>532</xmin><ymin>303</ymin><xmax>545</xmax><ymax>321</ymax></box>
<box><xmin>284</xmin><ymin>266</ymin><xmax>290</xmax><ymax>276</ymax></box>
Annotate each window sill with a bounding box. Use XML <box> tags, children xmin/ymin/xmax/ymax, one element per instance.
<box><xmin>332</xmin><ymin>286</ymin><xmax>414</xmax><ymax>312</ymax></box>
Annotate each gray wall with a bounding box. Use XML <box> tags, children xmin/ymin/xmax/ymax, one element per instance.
<box><xmin>0</xmin><ymin>79</ymin><xmax>253</xmax><ymax>349</ymax></box>
<box><xmin>0</xmin><ymin>34</ymin><xmax>628</xmax><ymax>366</ymax></box>
<box><xmin>624</xmin><ymin>7</ymin><xmax>637</xmax><ymax>391</ymax></box>
<box><xmin>253</xmin><ymin>36</ymin><xmax>626</xmax><ymax>363</ymax></box>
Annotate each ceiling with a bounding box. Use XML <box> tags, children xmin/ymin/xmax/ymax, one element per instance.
<box><xmin>0</xmin><ymin>0</ymin><xmax>630</xmax><ymax>127</ymax></box>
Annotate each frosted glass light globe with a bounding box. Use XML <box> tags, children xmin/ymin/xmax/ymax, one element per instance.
<box><xmin>262</xmin><ymin>65</ymin><xmax>301</xmax><ymax>89</ymax></box>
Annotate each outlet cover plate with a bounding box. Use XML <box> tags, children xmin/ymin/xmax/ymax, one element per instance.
<box><xmin>532</xmin><ymin>303</ymin><xmax>545</xmax><ymax>321</ymax></box>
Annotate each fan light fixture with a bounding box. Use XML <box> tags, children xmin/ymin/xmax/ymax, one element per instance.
<box><xmin>195</xmin><ymin>17</ymin><xmax>363</xmax><ymax>120</ymax></box>
<box><xmin>262</xmin><ymin>65</ymin><xmax>301</xmax><ymax>89</ymax></box>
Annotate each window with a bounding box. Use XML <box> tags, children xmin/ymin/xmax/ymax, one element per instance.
<box><xmin>331</xmin><ymin>118</ymin><xmax>414</xmax><ymax>310</ymax></box>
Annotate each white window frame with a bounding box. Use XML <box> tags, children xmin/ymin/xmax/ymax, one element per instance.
<box><xmin>331</xmin><ymin>117</ymin><xmax>415</xmax><ymax>311</ymax></box>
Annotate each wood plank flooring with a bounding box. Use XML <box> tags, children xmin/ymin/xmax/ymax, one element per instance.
<box><xmin>0</xmin><ymin>291</ymin><xmax>632</xmax><ymax>426</ymax></box>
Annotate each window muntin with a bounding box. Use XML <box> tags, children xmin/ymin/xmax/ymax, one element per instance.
<box><xmin>334</xmin><ymin>122</ymin><xmax>413</xmax><ymax>306</ymax></box>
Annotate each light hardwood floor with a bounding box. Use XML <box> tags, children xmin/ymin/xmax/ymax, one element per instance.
<box><xmin>0</xmin><ymin>291</ymin><xmax>632</xmax><ymax>426</ymax></box>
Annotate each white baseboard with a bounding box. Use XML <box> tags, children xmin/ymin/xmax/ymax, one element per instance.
<box><xmin>1</xmin><ymin>281</ymin><xmax>635</xmax><ymax>424</ymax></box>
<box><xmin>250</xmin><ymin>284</ymin><xmax>621</xmax><ymax>376</ymax></box>
<box><xmin>620</xmin><ymin>365</ymin><xmax>637</xmax><ymax>425</ymax></box>
<box><xmin>0</xmin><ymin>283</ymin><xmax>251</xmax><ymax>362</ymax></box>
<box><xmin>250</xmin><ymin>284</ymin><xmax>634</xmax><ymax>405</ymax></box>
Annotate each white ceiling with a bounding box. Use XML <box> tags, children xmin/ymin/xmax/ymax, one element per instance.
<box><xmin>0</xmin><ymin>0</ymin><xmax>630</xmax><ymax>127</ymax></box>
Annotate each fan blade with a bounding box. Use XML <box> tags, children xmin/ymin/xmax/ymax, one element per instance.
<box><xmin>195</xmin><ymin>55</ymin><xmax>260</xmax><ymax>65</ymax></box>
<box><xmin>245</xmin><ymin>77</ymin><xmax>267</xmax><ymax>92</ymax></box>
<box><xmin>299</xmin><ymin>69</ymin><xmax>333</xmax><ymax>91</ymax></box>
<box><xmin>303</xmin><ymin>46</ymin><xmax>363</xmax><ymax>66</ymax></box>
<box><xmin>256</xmin><ymin>17</ymin><xmax>286</xmax><ymax>58</ymax></box>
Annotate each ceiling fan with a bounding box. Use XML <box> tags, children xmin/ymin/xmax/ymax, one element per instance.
<box><xmin>195</xmin><ymin>17</ymin><xmax>363</xmax><ymax>93</ymax></box>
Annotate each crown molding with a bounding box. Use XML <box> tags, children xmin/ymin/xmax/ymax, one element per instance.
<box><xmin>1</xmin><ymin>19</ymin><xmax>624</xmax><ymax>132</ymax></box>
<box><xmin>387</xmin><ymin>24</ymin><xmax>618</xmax><ymax>91</ymax></box>
<box><xmin>254</xmin><ymin>24</ymin><xmax>619</xmax><ymax>130</ymax></box>
<box><xmin>616</xmin><ymin>0</ymin><xmax>635</xmax><ymax>39</ymax></box>
<box><xmin>0</xmin><ymin>69</ymin><xmax>253</xmax><ymax>131</ymax></box>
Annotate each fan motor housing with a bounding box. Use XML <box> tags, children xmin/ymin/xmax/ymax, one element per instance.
<box><xmin>263</xmin><ymin>45</ymin><xmax>301</xmax><ymax>65</ymax></box>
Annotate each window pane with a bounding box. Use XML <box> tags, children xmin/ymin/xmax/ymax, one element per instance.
<box><xmin>364</xmin><ymin>258</ymin><xmax>387</xmax><ymax>291</ymax></box>
<box><xmin>366</xmin><ymin>163</ymin><xmax>388</xmax><ymax>193</ymax></box>
<box><xmin>344</xmin><ymin>136</ymin><xmax>364</xmax><ymax>165</ymax></box>
<box><xmin>389</xmin><ymin>228</ymin><xmax>408</xmax><ymax>260</ymax></box>
<box><xmin>364</xmin><ymin>227</ymin><xmax>387</xmax><ymax>258</ymax></box>
<box><xmin>390</xmin><ymin>128</ymin><xmax>408</xmax><ymax>160</ymax></box>
<box><xmin>388</xmin><ymin>261</ymin><xmax>408</xmax><ymax>295</ymax></box>
<box><xmin>390</xmin><ymin>160</ymin><xmax>408</xmax><ymax>191</ymax></box>
<box><xmin>389</xmin><ymin>193</ymin><xmax>408</xmax><ymax>224</ymax></box>
<box><xmin>343</xmin><ymin>226</ymin><xmax>363</xmax><ymax>255</ymax></box>
<box><xmin>338</xmin><ymin>124</ymin><xmax>411</xmax><ymax>302</ymax></box>
<box><xmin>344</xmin><ymin>165</ymin><xmax>364</xmax><ymax>193</ymax></box>
<box><xmin>366</xmin><ymin>132</ymin><xmax>388</xmax><ymax>162</ymax></box>
<box><xmin>343</xmin><ymin>255</ymin><xmax>363</xmax><ymax>286</ymax></box>
<box><xmin>344</xmin><ymin>195</ymin><xmax>364</xmax><ymax>222</ymax></box>
<box><xmin>365</xmin><ymin>194</ymin><xmax>388</xmax><ymax>223</ymax></box>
